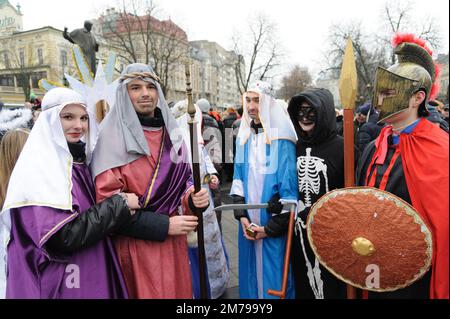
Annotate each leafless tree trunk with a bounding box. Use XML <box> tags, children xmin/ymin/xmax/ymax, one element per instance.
<box><xmin>231</xmin><ymin>14</ymin><xmax>283</xmax><ymax>95</ymax></box>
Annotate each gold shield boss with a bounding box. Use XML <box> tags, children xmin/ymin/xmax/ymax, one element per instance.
<box><xmin>373</xmin><ymin>42</ymin><xmax>435</xmax><ymax>123</ymax></box>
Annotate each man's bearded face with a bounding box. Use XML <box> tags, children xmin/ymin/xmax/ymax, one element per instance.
<box><xmin>245</xmin><ymin>91</ymin><xmax>261</xmax><ymax>123</ymax></box>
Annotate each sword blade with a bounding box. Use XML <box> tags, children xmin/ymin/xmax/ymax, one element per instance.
<box><xmin>213</xmin><ymin>203</ymin><xmax>269</xmax><ymax>211</ymax></box>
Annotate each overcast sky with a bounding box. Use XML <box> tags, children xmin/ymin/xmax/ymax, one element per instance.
<box><xmin>16</xmin><ymin>0</ymin><xmax>450</xmax><ymax>80</ymax></box>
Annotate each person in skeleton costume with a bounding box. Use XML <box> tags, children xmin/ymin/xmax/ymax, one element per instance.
<box><xmin>356</xmin><ymin>33</ymin><xmax>448</xmax><ymax>299</ymax></box>
<box><xmin>230</xmin><ymin>80</ymin><xmax>298</xmax><ymax>299</ymax></box>
<box><xmin>287</xmin><ymin>88</ymin><xmax>348</xmax><ymax>299</ymax></box>
<box><xmin>91</xmin><ymin>64</ymin><xmax>210</xmax><ymax>299</ymax></box>
<box><xmin>172</xmin><ymin>100</ymin><xmax>230</xmax><ymax>299</ymax></box>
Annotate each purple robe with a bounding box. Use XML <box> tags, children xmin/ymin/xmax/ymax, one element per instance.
<box><xmin>6</xmin><ymin>163</ymin><xmax>128</xmax><ymax>299</ymax></box>
<box><xmin>139</xmin><ymin>128</ymin><xmax>193</xmax><ymax>214</ymax></box>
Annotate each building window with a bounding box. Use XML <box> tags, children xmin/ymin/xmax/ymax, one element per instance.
<box><xmin>60</xmin><ymin>50</ymin><xmax>67</xmax><ymax>67</ymax></box>
<box><xmin>0</xmin><ymin>74</ymin><xmax>14</xmax><ymax>87</ymax></box>
<box><xmin>103</xmin><ymin>19</ymin><xmax>117</xmax><ymax>33</ymax></box>
<box><xmin>37</xmin><ymin>48</ymin><xmax>44</xmax><ymax>65</ymax></box>
<box><xmin>16</xmin><ymin>74</ymin><xmax>27</xmax><ymax>88</ymax></box>
<box><xmin>3</xmin><ymin>52</ymin><xmax>9</xmax><ymax>68</ymax></box>
<box><xmin>19</xmin><ymin>48</ymin><xmax>25</xmax><ymax>67</ymax></box>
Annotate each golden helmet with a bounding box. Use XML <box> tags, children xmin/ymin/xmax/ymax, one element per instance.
<box><xmin>373</xmin><ymin>33</ymin><xmax>440</xmax><ymax>122</ymax></box>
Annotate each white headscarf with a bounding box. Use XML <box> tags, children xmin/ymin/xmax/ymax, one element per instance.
<box><xmin>237</xmin><ymin>80</ymin><xmax>297</xmax><ymax>145</ymax></box>
<box><xmin>1</xmin><ymin>87</ymin><xmax>98</xmax><ymax>212</ymax></box>
<box><xmin>276</xmin><ymin>99</ymin><xmax>288</xmax><ymax>112</ymax></box>
<box><xmin>0</xmin><ymin>88</ymin><xmax>97</xmax><ymax>298</ymax></box>
<box><xmin>91</xmin><ymin>63</ymin><xmax>183</xmax><ymax>179</ymax></box>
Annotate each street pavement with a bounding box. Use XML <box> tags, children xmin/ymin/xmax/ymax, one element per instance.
<box><xmin>217</xmin><ymin>181</ymin><xmax>240</xmax><ymax>299</ymax></box>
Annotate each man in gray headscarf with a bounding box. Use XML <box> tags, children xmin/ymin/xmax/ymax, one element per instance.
<box><xmin>91</xmin><ymin>63</ymin><xmax>210</xmax><ymax>299</ymax></box>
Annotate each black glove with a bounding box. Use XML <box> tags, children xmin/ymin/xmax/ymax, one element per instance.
<box><xmin>232</xmin><ymin>195</ymin><xmax>248</xmax><ymax>221</ymax></box>
<box><xmin>46</xmin><ymin>194</ymin><xmax>132</xmax><ymax>253</ymax></box>
<box><xmin>117</xmin><ymin>209</ymin><xmax>170</xmax><ymax>242</ymax></box>
<box><xmin>188</xmin><ymin>193</ymin><xmax>209</xmax><ymax>215</ymax></box>
<box><xmin>265</xmin><ymin>213</ymin><xmax>290</xmax><ymax>237</ymax></box>
<box><xmin>267</xmin><ymin>193</ymin><xmax>283</xmax><ymax>215</ymax></box>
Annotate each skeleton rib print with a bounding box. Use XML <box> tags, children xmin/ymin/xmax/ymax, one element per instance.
<box><xmin>297</xmin><ymin>148</ymin><xmax>329</xmax><ymax>208</ymax></box>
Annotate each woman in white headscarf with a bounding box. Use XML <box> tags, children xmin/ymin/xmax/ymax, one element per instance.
<box><xmin>0</xmin><ymin>87</ymin><xmax>142</xmax><ymax>299</ymax></box>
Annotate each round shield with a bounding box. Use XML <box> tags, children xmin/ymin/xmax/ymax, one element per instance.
<box><xmin>306</xmin><ymin>187</ymin><xmax>433</xmax><ymax>292</ymax></box>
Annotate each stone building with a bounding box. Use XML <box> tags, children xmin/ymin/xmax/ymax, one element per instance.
<box><xmin>0</xmin><ymin>2</ymin><xmax>243</xmax><ymax>107</ymax></box>
<box><xmin>190</xmin><ymin>40</ymin><xmax>243</xmax><ymax>109</ymax></box>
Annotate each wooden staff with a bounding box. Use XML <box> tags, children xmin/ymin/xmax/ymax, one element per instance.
<box><xmin>267</xmin><ymin>204</ymin><xmax>296</xmax><ymax>299</ymax></box>
<box><xmin>185</xmin><ymin>62</ymin><xmax>208</xmax><ymax>299</ymax></box>
<box><xmin>95</xmin><ymin>100</ymin><xmax>109</xmax><ymax>123</ymax></box>
<box><xmin>338</xmin><ymin>38</ymin><xmax>358</xmax><ymax>299</ymax></box>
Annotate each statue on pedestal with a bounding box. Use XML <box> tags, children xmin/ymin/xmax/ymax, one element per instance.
<box><xmin>63</xmin><ymin>21</ymin><xmax>99</xmax><ymax>74</ymax></box>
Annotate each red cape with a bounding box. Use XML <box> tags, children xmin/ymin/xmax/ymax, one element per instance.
<box><xmin>397</xmin><ymin>119</ymin><xmax>449</xmax><ymax>299</ymax></box>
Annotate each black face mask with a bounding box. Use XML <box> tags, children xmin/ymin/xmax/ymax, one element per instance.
<box><xmin>296</xmin><ymin>106</ymin><xmax>317</xmax><ymax>124</ymax></box>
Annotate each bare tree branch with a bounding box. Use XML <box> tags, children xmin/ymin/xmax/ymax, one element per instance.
<box><xmin>320</xmin><ymin>0</ymin><xmax>442</xmax><ymax>104</ymax></box>
<box><xmin>99</xmin><ymin>0</ymin><xmax>188</xmax><ymax>95</ymax></box>
<box><xmin>323</xmin><ymin>22</ymin><xmax>388</xmax><ymax>102</ymax></box>
<box><xmin>230</xmin><ymin>13</ymin><xmax>284</xmax><ymax>94</ymax></box>
<box><xmin>378</xmin><ymin>0</ymin><xmax>442</xmax><ymax>63</ymax></box>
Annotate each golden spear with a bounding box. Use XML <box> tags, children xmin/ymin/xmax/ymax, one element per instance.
<box><xmin>339</xmin><ymin>38</ymin><xmax>358</xmax><ymax>299</ymax></box>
